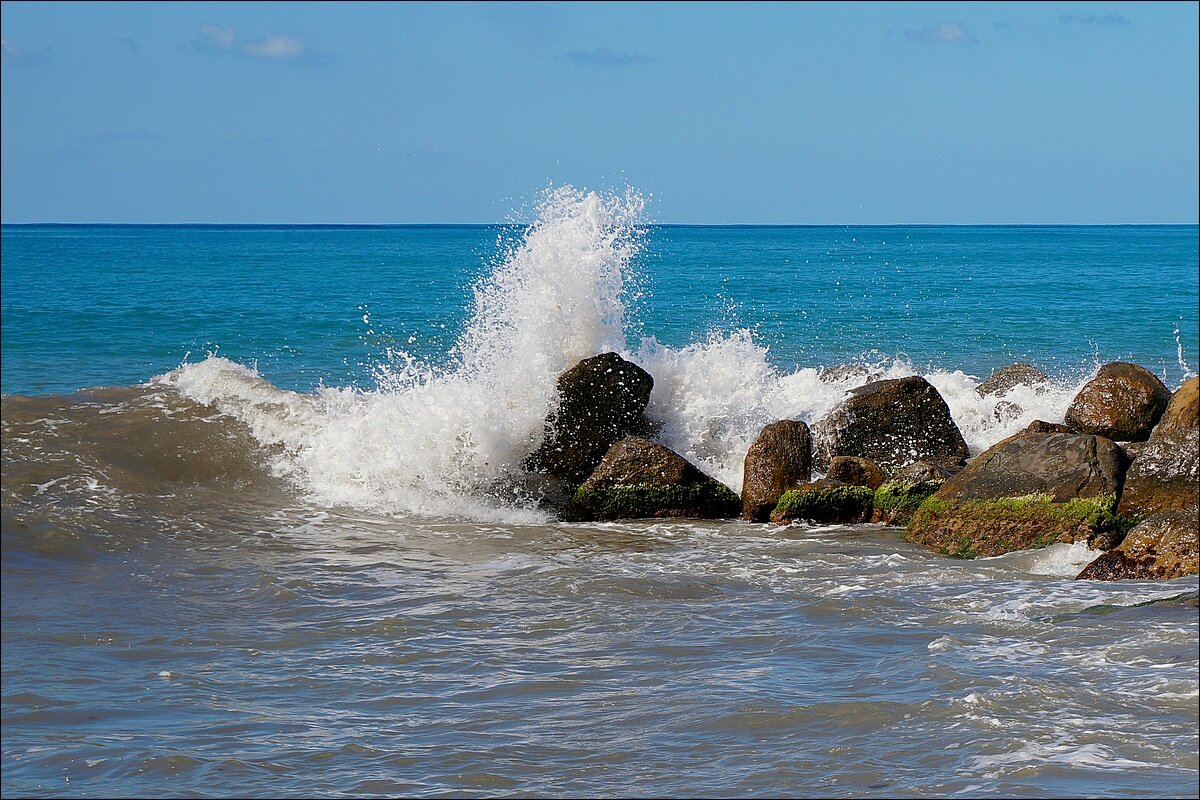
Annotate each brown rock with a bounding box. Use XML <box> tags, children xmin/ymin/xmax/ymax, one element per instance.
<box><xmin>1077</xmin><ymin>505</ymin><xmax>1199</xmax><ymax>581</ymax></box>
<box><xmin>1021</xmin><ymin>420</ymin><xmax>1075</xmax><ymax>435</ymax></box>
<box><xmin>977</xmin><ymin>363</ymin><xmax>1049</xmax><ymax>397</ymax></box>
<box><xmin>812</xmin><ymin>376</ymin><xmax>969</xmax><ymax>473</ymax></box>
<box><xmin>1064</xmin><ymin>362</ymin><xmax>1170</xmax><ymax>442</ymax></box>
<box><xmin>740</xmin><ymin>420</ymin><xmax>812</xmax><ymax>522</ymax></box>
<box><xmin>1118</xmin><ymin>376</ymin><xmax>1199</xmax><ymax>517</ymax></box>
<box><xmin>904</xmin><ymin>432</ymin><xmax>1131</xmax><ymax>558</ymax></box>
<box><xmin>826</xmin><ymin>456</ymin><xmax>886</xmax><ymax>489</ymax></box>
<box><xmin>527</xmin><ymin>353</ymin><xmax>653</xmax><ymax>483</ymax></box>
<box><xmin>932</xmin><ymin>432</ymin><xmax>1128</xmax><ymax>503</ymax></box>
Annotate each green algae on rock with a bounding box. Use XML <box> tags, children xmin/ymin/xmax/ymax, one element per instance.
<box><xmin>872</xmin><ymin>479</ymin><xmax>943</xmax><ymax>526</ymax></box>
<box><xmin>905</xmin><ymin>493</ymin><xmax>1135</xmax><ymax>559</ymax></box>
<box><xmin>1076</xmin><ymin>504</ymin><xmax>1199</xmax><ymax>581</ymax></box>
<box><xmin>770</xmin><ymin>481</ymin><xmax>875</xmax><ymax>525</ymax></box>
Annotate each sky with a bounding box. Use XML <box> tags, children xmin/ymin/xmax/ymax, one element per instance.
<box><xmin>1</xmin><ymin>1</ymin><xmax>1197</xmax><ymax>224</ymax></box>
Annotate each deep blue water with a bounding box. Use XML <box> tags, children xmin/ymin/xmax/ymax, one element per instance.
<box><xmin>3</xmin><ymin>224</ymin><xmax>1197</xmax><ymax>395</ymax></box>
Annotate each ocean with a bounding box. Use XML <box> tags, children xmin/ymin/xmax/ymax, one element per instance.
<box><xmin>2</xmin><ymin>186</ymin><xmax>1198</xmax><ymax>797</ymax></box>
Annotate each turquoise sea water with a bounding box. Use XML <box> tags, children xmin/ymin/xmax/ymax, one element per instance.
<box><xmin>3</xmin><ymin>223</ymin><xmax>1197</xmax><ymax>395</ymax></box>
<box><xmin>3</xmin><ymin>202</ymin><xmax>1198</xmax><ymax>798</ymax></box>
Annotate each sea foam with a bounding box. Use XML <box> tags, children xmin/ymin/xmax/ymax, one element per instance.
<box><xmin>161</xmin><ymin>185</ymin><xmax>1096</xmax><ymax>520</ymax></box>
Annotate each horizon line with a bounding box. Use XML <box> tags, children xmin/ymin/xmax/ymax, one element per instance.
<box><xmin>3</xmin><ymin>221</ymin><xmax>1198</xmax><ymax>228</ymax></box>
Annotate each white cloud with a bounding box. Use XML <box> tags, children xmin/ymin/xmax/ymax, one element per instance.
<box><xmin>905</xmin><ymin>23</ymin><xmax>979</xmax><ymax>46</ymax></box>
<box><xmin>193</xmin><ymin>25</ymin><xmax>311</xmax><ymax>61</ymax></box>
<box><xmin>243</xmin><ymin>33</ymin><xmax>305</xmax><ymax>59</ymax></box>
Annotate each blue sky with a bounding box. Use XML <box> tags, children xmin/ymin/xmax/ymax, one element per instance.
<box><xmin>2</xmin><ymin>1</ymin><xmax>1197</xmax><ymax>223</ymax></box>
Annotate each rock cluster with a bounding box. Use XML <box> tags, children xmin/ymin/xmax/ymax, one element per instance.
<box><xmin>526</xmin><ymin>355</ymin><xmax>1197</xmax><ymax>582</ymax></box>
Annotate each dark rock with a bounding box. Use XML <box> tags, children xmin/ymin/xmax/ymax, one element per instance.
<box><xmin>769</xmin><ymin>480</ymin><xmax>875</xmax><ymax>525</ymax></box>
<box><xmin>826</xmin><ymin>456</ymin><xmax>886</xmax><ymax>489</ymax></box>
<box><xmin>1064</xmin><ymin>362</ymin><xmax>1170</xmax><ymax>442</ymax></box>
<box><xmin>977</xmin><ymin>363</ymin><xmax>1049</xmax><ymax>397</ymax></box>
<box><xmin>1021</xmin><ymin>420</ymin><xmax>1075</xmax><ymax>435</ymax></box>
<box><xmin>741</xmin><ymin>420</ymin><xmax>812</xmax><ymax>522</ymax></box>
<box><xmin>993</xmin><ymin>400</ymin><xmax>1023</xmax><ymax>423</ymax></box>
<box><xmin>895</xmin><ymin>460</ymin><xmax>961</xmax><ymax>483</ymax></box>
<box><xmin>566</xmin><ymin>437</ymin><xmax>740</xmax><ymax>522</ymax></box>
<box><xmin>1077</xmin><ymin>505</ymin><xmax>1199</xmax><ymax>581</ymax></box>
<box><xmin>818</xmin><ymin>364</ymin><xmax>882</xmax><ymax>383</ymax></box>
<box><xmin>527</xmin><ymin>353</ymin><xmax>654</xmax><ymax>483</ymax></box>
<box><xmin>1119</xmin><ymin>376</ymin><xmax>1199</xmax><ymax>517</ymax></box>
<box><xmin>904</xmin><ymin>432</ymin><xmax>1133</xmax><ymax>558</ymax></box>
<box><xmin>812</xmin><ymin>376</ymin><xmax>969</xmax><ymax>473</ymax></box>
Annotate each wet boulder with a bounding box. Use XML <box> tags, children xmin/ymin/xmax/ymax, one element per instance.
<box><xmin>1077</xmin><ymin>505</ymin><xmax>1199</xmax><ymax>581</ymax></box>
<box><xmin>977</xmin><ymin>363</ymin><xmax>1049</xmax><ymax>397</ymax></box>
<box><xmin>818</xmin><ymin>364</ymin><xmax>882</xmax><ymax>383</ymax></box>
<box><xmin>769</xmin><ymin>480</ymin><xmax>875</xmax><ymax>526</ymax></box>
<box><xmin>812</xmin><ymin>376</ymin><xmax>969</xmax><ymax>473</ymax></box>
<box><xmin>1064</xmin><ymin>362</ymin><xmax>1170</xmax><ymax>442</ymax></box>
<box><xmin>826</xmin><ymin>456</ymin><xmax>886</xmax><ymax>489</ymax></box>
<box><xmin>1021</xmin><ymin>420</ymin><xmax>1075</xmax><ymax>436</ymax></box>
<box><xmin>741</xmin><ymin>420</ymin><xmax>812</xmax><ymax>522</ymax></box>
<box><xmin>527</xmin><ymin>352</ymin><xmax>654</xmax><ymax>483</ymax></box>
<box><xmin>905</xmin><ymin>432</ymin><xmax>1132</xmax><ymax>558</ymax></box>
<box><xmin>567</xmin><ymin>437</ymin><xmax>740</xmax><ymax>522</ymax></box>
<box><xmin>1119</xmin><ymin>377</ymin><xmax>1199</xmax><ymax>517</ymax></box>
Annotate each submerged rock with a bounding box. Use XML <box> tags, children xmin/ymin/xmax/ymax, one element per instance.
<box><xmin>566</xmin><ymin>436</ymin><xmax>740</xmax><ymax>522</ymax></box>
<box><xmin>527</xmin><ymin>352</ymin><xmax>654</xmax><ymax>484</ymax></box>
<box><xmin>741</xmin><ymin>420</ymin><xmax>812</xmax><ymax>522</ymax></box>
<box><xmin>1118</xmin><ymin>376</ymin><xmax>1199</xmax><ymax>517</ymax></box>
<box><xmin>812</xmin><ymin>376</ymin><xmax>969</xmax><ymax>473</ymax></box>
<box><xmin>905</xmin><ymin>432</ymin><xmax>1133</xmax><ymax>558</ymax></box>
<box><xmin>825</xmin><ymin>456</ymin><xmax>886</xmax><ymax>489</ymax></box>
<box><xmin>977</xmin><ymin>363</ymin><xmax>1049</xmax><ymax>397</ymax></box>
<box><xmin>1077</xmin><ymin>505</ymin><xmax>1199</xmax><ymax>581</ymax></box>
<box><xmin>1064</xmin><ymin>362</ymin><xmax>1170</xmax><ymax>442</ymax></box>
<box><xmin>769</xmin><ymin>480</ymin><xmax>875</xmax><ymax>525</ymax></box>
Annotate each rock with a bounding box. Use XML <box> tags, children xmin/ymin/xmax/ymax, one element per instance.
<box><xmin>826</xmin><ymin>456</ymin><xmax>886</xmax><ymax>489</ymax></box>
<box><xmin>904</xmin><ymin>432</ymin><xmax>1132</xmax><ymax>558</ymax></box>
<box><xmin>527</xmin><ymin>353</ymin><xmax>654</xmax><ymax>483</ymax></box>
<box><xmin>872</xmin><ymin>479</ymin><xmax>944</xmax><ymax>526</ymax></box>
<box><xmin>566</xmin><ymin>437</ymin><xmax>740</xmax><ymax>522</ymax></box>
<box><xmin>896</xmin><ymin>460</ymin><xmax>961</xmax><ymax>483</ymax></box>
<box><xmin>819</xmin><ymin>364</ymin><xmax>882</xmax><ymax>383</ymax></box>
<box><xmin>741</xmin><ymin>420</ymin><xmax>812</xmax><ymax>522</ymax></box>
<box><xmin>928</xmin><ymin>431</ymin><xmax>1128</xmax><ymax>503</ymax></box>
<box><xmin>769</xmin><ymin>480</ymin><xmax>875</xmax><ymax>525</ymax></box>
<box><xmin>1119</xmin><ymin>377</ymin><xmax>1199</xmax><ymax>517</ymax></box>
<box><xmin>1064</xmin><ymin>362</ymin><xmax>1170</xmax><ymax>442</ymax></box>
<box><xmin>812</xmin><ymin>376</ymin><xmax>969</xmax><ymax>473</ymax></box>
<box><xmin>1021</xmin><ymin>420</ymin><xmax>1075</xmax><ymax>435</ymax></box>
<box><xmin>1077</xmin><ymin>505</ymin><xmax>1199</xmax><ymax>581</ymax></box>
<box><xmin>977</xmin><ymin>363</ymin><xmax>1049</xmax><ymax>397</ymax></box>
<box><xmin>993</xmin><ymin>400</ymin><xmax>1023</xmax><ymax>423</ymax></box>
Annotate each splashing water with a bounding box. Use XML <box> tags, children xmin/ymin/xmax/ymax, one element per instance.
<box><xmin>161</xmin><ymin>185</ymin><xmax>1097</xmax><ymax>520</ymax></box>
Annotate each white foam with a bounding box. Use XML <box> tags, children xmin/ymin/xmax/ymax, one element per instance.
<box><xmin>153</xmin><ymin>183</ymin><xmax>1114</xmax><ymax>522</ymax></box>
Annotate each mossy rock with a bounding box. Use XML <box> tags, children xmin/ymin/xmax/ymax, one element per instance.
<box><xmin>905</xmin><ymin>493</ymin><xmax>1135</xmax><ymax>559</ymax></box>
<box><xmin>872</xmin><ymin>480</ymin><xmax>943</xmax><ymax>526</ymax></box>
<box><xmin>770</xmin><ymin>482</ymin><xmax>875</xmax><ymax>525</ymax></box>
<box><xmin>567</xmin><ymin>482</ymin><xmax>741</xmax><ymax>522</ymax></box>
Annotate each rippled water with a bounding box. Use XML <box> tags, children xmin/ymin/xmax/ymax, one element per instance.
<box><xmin>3</xmin><ymin>385</ymin><xmax>1197</xmax><ymax>798</ymax></box>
